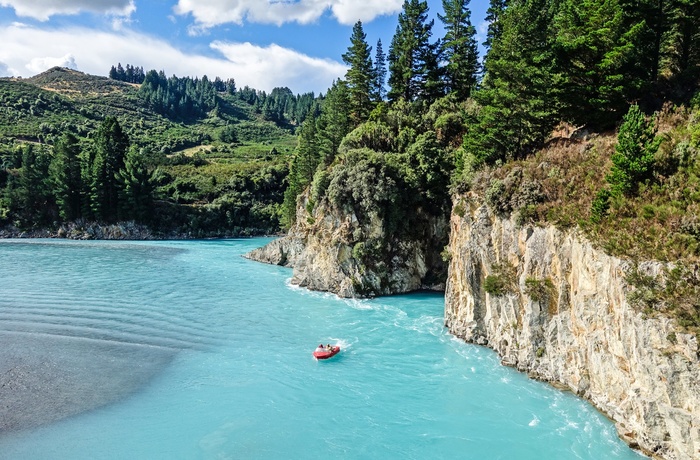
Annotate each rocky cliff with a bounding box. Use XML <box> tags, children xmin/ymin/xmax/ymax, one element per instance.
<box><xmin>445</xmin><ymin>192</ymin><xmax>700</xmax><ymax>459</ymax></box>
<box><xmin>245</xmin><ymin>192</ymin><xmax>448</xmax><ymax>297</ymax></box>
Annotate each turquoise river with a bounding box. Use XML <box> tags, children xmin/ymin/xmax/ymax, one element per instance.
<box><xmin>0</xmin><ymin>238</ymin><xmax>645</xmax><ymax>459</ymax></box>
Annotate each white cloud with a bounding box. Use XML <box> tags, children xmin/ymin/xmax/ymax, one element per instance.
<box><xmin>26</xmin><ymin>53</ymin><xmax>78</xmax><ymax>74</ymax></box>
<box><xmin>0</xmin><ymin>0</ymin><xmax>135</xmax><ymax>21</ymax></box>
<box><xmin>0</xmin><ymin>23</ymin><xmax>346</xmax><ymax>93</ymax></box>
<box><xmin>210</xmin><ymin>41</ymin><xmax>346</xmax><ymax>92</ymax></box>
<box><xmin>330</xmin><ymin>0</ymin><xmax>403</xmax><ymax>25</ymax></box>
<box><xmin>174</xmin><ymin>0</ymin><xmax>402</xmax><ymax>29</ymax></box>
<box><xmin>0</xmin><ymin>61</ymin><xmax>11</xmax><ymax>77</ymax></box>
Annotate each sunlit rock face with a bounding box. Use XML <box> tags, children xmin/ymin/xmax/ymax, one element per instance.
<box><xmin>444</xmin><ymin>193</ymin><xmax>700</xmax><ymax>460</ymax></box>
<box><xmin>246</xmin><ymin>192</ymin><xmax>448</xmax><ymax>298</ymax></box>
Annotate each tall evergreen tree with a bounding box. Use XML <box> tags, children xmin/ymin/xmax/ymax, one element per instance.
<box><xmin>553</xmin><ymin>0</ymin><xmax>642</xmax><ymax>127</ymax></box>
<box><xmin>373</xmin><ymin>39</ymin><xmax>388</xmax><ymax>101</ymax></box>
<box><xmin>661</xmin><ymin>0</ymin><xmax>700</xmax><ymax>84</ymax></box>
<box><xmin>342</xmin><ymin>21</ymin><xmax>375</xmax><ymax>125</ymax></box>
<box><xmin>282</xmin><ymin>114</ymin><xmax>321</xmax><ymax>226</ymax></box>
<box><xmin>15</xmin><ymin>145</ymin><xmax>53</xmax><ymax>226</ymax></box>
<box><xmin>117</xmin><ymin>147</ymin><xmax>154</xmax><ymax>222</ymax></box>
<box><xmin>388</xmin><ymin>0</ymin><xmax>443</xmax><ymax>103</ymax></box>
<box><xmin>317</xmin><ymin>80</ymin><xmax>352</xmax><ymax>166</ymax></box>
<box><xmin>90</xmin><ymin>117</ymin><xmax>129</xmax><ymax>221</ymax></box>
<box><xmin>50</xmin><ymin>133</ymin><xmax>83</xmax><ymax>221</ymax></box>
<box><xmin>483</xmin><ymin>0</ymin><xmax>508</xmax><ymax>51</ymax></box>
<box><xmin>439</xmin><ymin>0</ymin><xmax>480</xmax><ymax>100</ymax></box>
<box><xmin>463</xmin><ymin>0</ymin><xmax>558</xmax><ymax>166</ymax></box>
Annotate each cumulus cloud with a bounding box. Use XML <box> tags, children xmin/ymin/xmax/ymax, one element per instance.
<box><xmin>174</xmin><ymin>0</ymin><xmax>402</xmax><ymax>29</ymax></box>
<box><xmin>330</xmin><ymin>0</ymin><xmax>403</xmax><ymax>25</ymax></box>
<box><xmin>26</xmin><ymin>53</ymin><xmax>78</xmax><ymax>74</ymax></box>
<box><xmin>0</xmin><ymin>0</ymin><xmax>135</xmax><ymax>21</ymax></box>
<box><xmin>0</xmin><ymin>61</ymin><xmax>11</xmax><ymax>77</ymax></box>
<box><xmin>0</xmin><ymin>23</ymin><xmax>346</xmax><ymax>93</ymax></box>
<box><xmin>210</xmin><ymin>41</ymin><xmax>346</xmax><ymax>92</ymax></box>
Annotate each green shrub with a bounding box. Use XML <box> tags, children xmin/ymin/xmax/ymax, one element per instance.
<box><xmin>524</xmin><ymin>277</ymin><xmax>554</xmax><ymax>302</ymax></box>
<box><xmin>590</xmin><ymin>188</ymin><xmax>611</xmax><ymax>223</ymax></box>
<box><xmin>484</xmin><ymin>275</ymin><xmax>508</xmax><ymax>296</ymax></box>
<box><xmin>485</xmin><ymin>179</ymin><xmax>509</xmax><ymax>214</ymax></box>
<box><xmin>484</xmin><ymin>262</ymin><xmax>518</xmax><ymax>296</ymax></box>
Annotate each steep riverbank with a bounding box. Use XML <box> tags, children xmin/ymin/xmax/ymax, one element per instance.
<box><xmin>245</xmin><ymin>192</ymin><xmax>448</xmax><ymax>297</ymax></box>
<box><xmin>444</xmin><ymin>192</ymin><xmax>700</xmax><ymax>459</ymax></box>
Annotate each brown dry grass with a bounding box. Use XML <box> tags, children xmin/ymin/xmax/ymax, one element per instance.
<box><xmin>469</xmin><ymin>105</ymin><xmax>700</xmax><ymax>264</ymax></box>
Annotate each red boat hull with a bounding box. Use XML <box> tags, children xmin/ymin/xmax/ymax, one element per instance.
<box><xmin>313</xmin><ymin>346</ymin><xmax>340</xmax><ymax>359</ymax></box>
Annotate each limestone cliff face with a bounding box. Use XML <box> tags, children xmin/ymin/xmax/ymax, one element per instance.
<box><xmin>246</xmin><ymin>192</ymin><xmax>448</xmax><ymax>297</ymax></box>
<box><xmin>445</xmin><ymin>193</ymin><xmax>700</xmax><ymax>460</ymax></box>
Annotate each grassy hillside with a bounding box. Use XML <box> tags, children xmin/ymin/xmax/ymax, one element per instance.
<box><xmin>0</xmin><ymin>67</ymin><xmax>295</xmax><ymax>158</ymax></box>
<box><xmin>0</xmin><ymin>67</ymin><xmax>299</xmax><ymax>236</ymax></box>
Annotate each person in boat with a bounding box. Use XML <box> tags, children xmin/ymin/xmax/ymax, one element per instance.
<box><xmin>315</xmin><ymin>344</ymin><xmax>325</xmax><ymax>352</ymax></box>
<box><xmin>326</xmin><ymin>344</ymin><xmax>333</xmax><ymax>350</ymax></box>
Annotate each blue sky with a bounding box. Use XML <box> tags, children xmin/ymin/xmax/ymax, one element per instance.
<box><xmin>0</xmin><ymin>0</ymin><xmax>489</xmax><ymax>94</ymax></box>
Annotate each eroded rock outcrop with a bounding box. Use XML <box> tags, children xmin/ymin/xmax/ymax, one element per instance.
<box><xmin>246</xmin><ymin>192</ymin><xmax>448</xmax><ymax>297</ymax></box>
<box><xmin>445</xmin><ymin>192</ymin><xmax>700</xmax><ymax>459</ymax></box>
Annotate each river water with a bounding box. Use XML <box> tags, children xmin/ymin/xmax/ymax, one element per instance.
<box><xmin>0</xmin><ymin>238</ymin><xmax>644</xmax><ymax>459</ymax></box>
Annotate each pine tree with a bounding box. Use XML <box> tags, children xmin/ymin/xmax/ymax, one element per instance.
<box><xmin>439</xmin><ymin>0</ymin><xmax>480</xmax><ymax>100</ymax></box>
<box><xmin>463</xmin><ymin>0</ymin><xmax>558</xmax><ymax>166</ymax></box>
<box><xmin>15</xmin><ymin>145</ymin><xmax>53</xmax><ymax>225</ymax></box>
<box><xmin>117</xmin><ymin>147</ymin><xmax>154</xmax><ymax>222</ymax></box>
<box><xmin>90</xmin><ymin>117</ymin><xmax>129</xmax><ymax>221</ymax></box>
<box><xmin>50</xmin><ymin>133</ymin><xmax>83</xmax><ymax>221</ymax></box>
<box><xmin>607</xmin><ymin>104</ymin><xmax>661</xmax><ymax>196</ymax></box>
<box><xmin>388</xmin><ymin>0</ymin><xmax>443</xmax><ymax>103</ymax></box>
<box><xmin>661</xmin><ymin>0</ymin><xmax>700</xmax><ymax>84</ymax></box>
<box><xmin>294</xmin><ymin>115</ymin><xmax>320</xmax><ymax>185</ymax></box>
<box><xmin>373</xmin><ymin>39</ymin><xmax>388</xmax><ymax>101</ymax></box>
<box><xmin>317</xmin><ymin>80</ymin><xmax>351</xmax><ymax>165</ymax></box>
<box><xmin>553</xmin><ymin>0</ymin><xmax>641</xmax><ymax>128</ymax></box>
<box><xmin>483</xmin><ymin>0</ymin><xmax>508</xmax><ymax>51</ymax></box>
<box><xmin>282</xmin><ymin>113</ymin><xmax>321</xmax><ymax>226</ymax></box>
<box><xmin>342</xmin><ymin>21</ymin><xmax>375</xmax><ymax>125</ymax></box>
<box><xmin>116</xmin><ymin>63</ymin><xmax>125</xmax><ymax>81</ymax></box>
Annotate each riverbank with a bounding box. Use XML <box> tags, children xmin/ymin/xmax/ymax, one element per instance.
<box><xmin>0</xmin><ymin>221</ymin><xmax>283</xmax><ymax>240</ymax></box>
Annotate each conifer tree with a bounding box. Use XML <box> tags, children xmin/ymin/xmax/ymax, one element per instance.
<box><xmin>317</xmin><ymin>80</ymin><xmax>351</xmax><ymax>165</ymax></box>
<box><xmin>50</xmin><ymin>133</ymin><xmax>83</xmax><ymax>221</ymax></box>
<box><xmin>553</xmin><ymin>0</ymin><xmax>641</xmax><ymax>127</ymax></box>
<box><xmin>661</xmin><ymin>0</ymin><xmax>700</xmax><ymax>83</ymax></box>
<box><xmin>483</xmin><ymin>0</ymin><xmax>508</xmax><ymax>51</ymax></box>
<box><xmin>282</xmin><ymin>114</ymin><xmax>321</xmax><ymax>226</ymax></box>
<box><xmin>117</xmin><ymin>147</ymin><xmax>154</xmax><ymax>222</ymax></box>
<box><xmin>607</xmin><ymin>104</ymin><xmax>660</xmax><ymax>196</ymax></box>
<box><xmin>342</xmin><ymin>21</ymin><xmax>375</xmax><ymax>125</ymax></box>
<box><xmin>439</xmin><ymin>0</ymin><xmax>480</xmax><ymax>100</ymax></box>
<box><xmin>388</xmin><ymin>0</ymin><xmax>443</xmax><ymax>103</ymax></box>
<box><xmin>373</xmin><ymin>39</ymin><xmax>388</xmax><ymax>101</ymax></box>
<box><xmin>90</xmin><ymin>117</ymin><xmax>129</xmax><ymax>221</ymax></box>
<box><xmin>463</xmin><ymin>0</ymin><xmax>558</xmax><ymax>166</ymax></box>
<box><xmin>15</xmin><ymin>145</ymin><xmax>52</xmax><ymax>225</ymax></box>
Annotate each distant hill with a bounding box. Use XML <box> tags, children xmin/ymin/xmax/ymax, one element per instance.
<box><xmin>0</xmin><ymin>67</ymin><xmax>305</xmax><ymax>237</ymax></box>
<box><xmin>0</xmin><ymin>67</ymin><xmax>297</xmax><ymax>159</ymax></box>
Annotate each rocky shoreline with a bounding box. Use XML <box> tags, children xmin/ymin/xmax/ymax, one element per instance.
<box><xmin>0</xmin><ymin>221</ymin><xmax>279</xmax><ymax>241</ymax></box>
<box><xmin>245</xmin><ymin>191</ymin><xmax>700</xmax><ymax>460</ymax></box>
<box><xmin>444</xmin><ymin>194</ymin><xmax>699</xmax><ymax>460</ymax></box>
<box><xmin>245</xmin><ymin>192</ymin><xmax>448</xmax><ymax>297</ymax></box>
